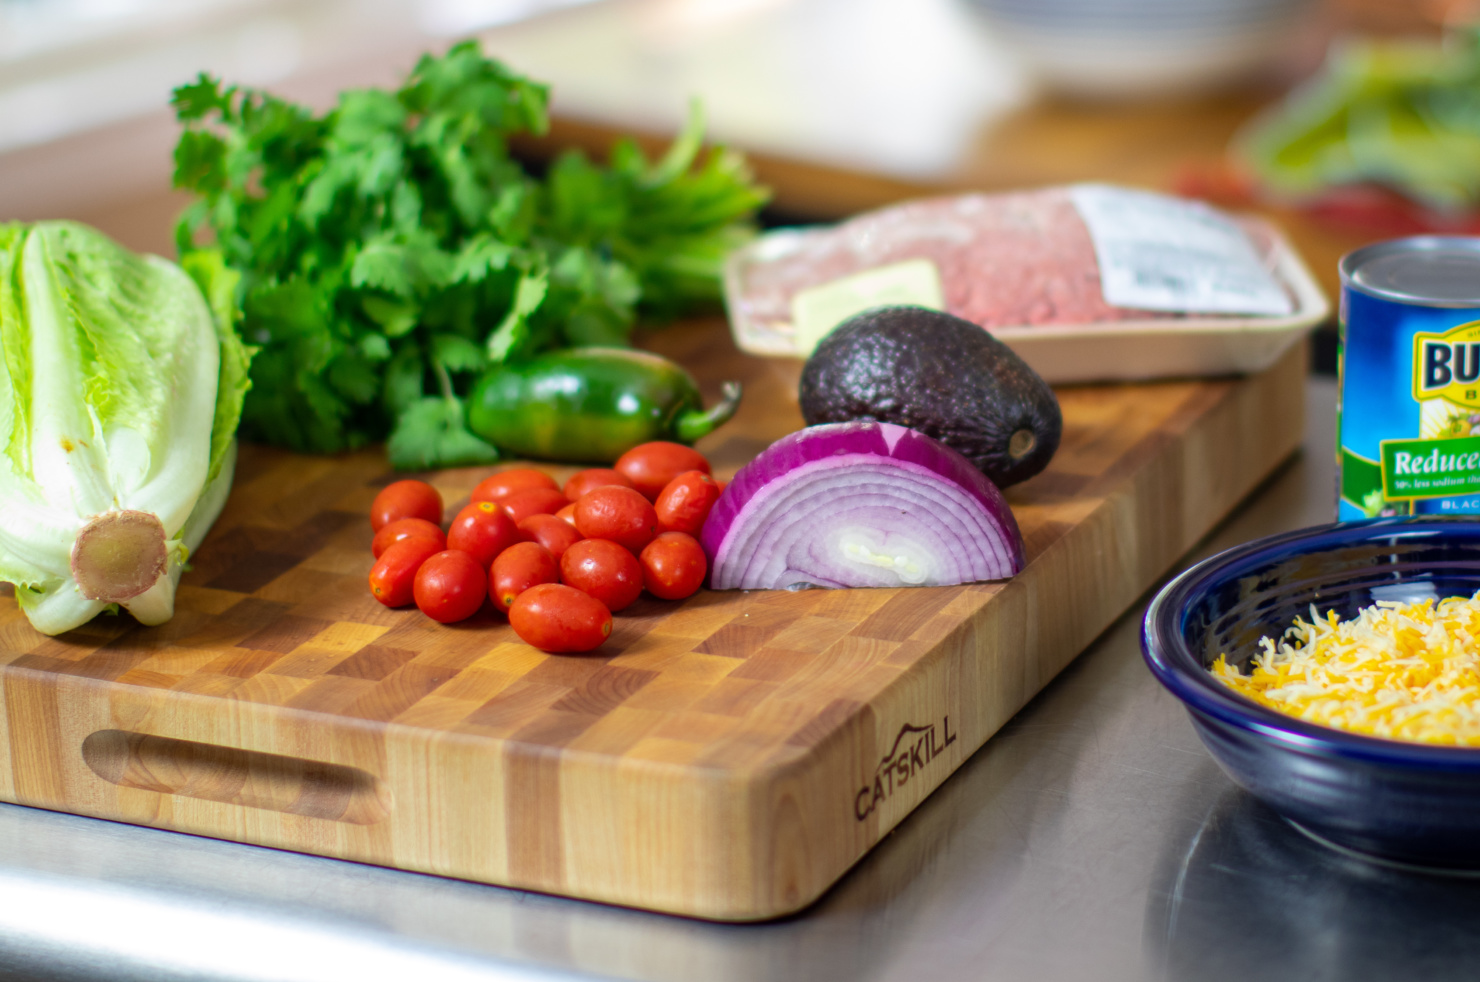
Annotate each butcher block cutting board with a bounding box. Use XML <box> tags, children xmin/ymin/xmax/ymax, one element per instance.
<box><xmin>0</xmin><ymin>320</ymin><xmax>1306</xmax><ymax>920</ymax></box>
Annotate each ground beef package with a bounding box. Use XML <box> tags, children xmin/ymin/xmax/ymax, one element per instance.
<box><xmin>722</xmin><ymin>185</ymin><xmax>1327</xmax><ymax>383</ymax></box>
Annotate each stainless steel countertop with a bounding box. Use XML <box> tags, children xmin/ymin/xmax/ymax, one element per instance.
<box><xmin>4</xmin><ymin>373</ymin><xmax>1475</xmax><ymax>982</ymax></box>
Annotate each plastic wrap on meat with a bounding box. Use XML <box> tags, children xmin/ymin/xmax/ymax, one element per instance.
<box><xmin>728</xmin><ymin>187</ymin><xmax>1289</xmax><ymax>346</ymax></box>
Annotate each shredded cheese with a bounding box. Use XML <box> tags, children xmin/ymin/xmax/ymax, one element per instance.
<box><xmin>1212</xmin><ymin>592</ymin><xmax>1480</xmax><ymax>746</ymax></box>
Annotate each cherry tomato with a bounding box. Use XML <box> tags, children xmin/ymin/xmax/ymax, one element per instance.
<box><xmin>639</xmin><ymin>531</ymin><xmax>707</xmax><ymax>600</ymax></box>
<box><xmin>490</xmin><ymin>541</ymin><xmax>559</xmax><ymax>613</ymax></box>
<box><xmin>370</xmin><ymin>479</ymin><xmax>442</xmax><ymax>531</ymax></box>
<box><xmin>414</xmin><ymin>550</ymin><xmax>487</xmax><ymax>623</ymax></box>
<box><xmin>555</xmin><ymin>503</ymin><xmax>578</xmax><ymax>526</ymax></box>
<box><xmin>563</xmin><ymin>468</ymin><xmax>635</xmax><ymax>502</ymax></box>
<box><xmin>573</xmin><ymin>486</ymin><xmax>658</xmax><ymax>554</ymax></box>
<box><xmin>368</xmin><ymin>537</ymin><xmax>443</xmax><ymax>607</ymax></box>
<box><xmin>560</xmin><ymin>538</ymin><xmax>644</xmax><ymax>612</ymax></box>
<box><xmin>470</xmin><ymin>468</ymin><xmax>559</xmax><ymax>504</ymax></box>
<box><xmin>371</xmin><ymin>517</ymin><xmax>445</xmax><ymax>559</ymax></box>
<box><xmin>446</xmin><ymin>502</ymin><xmax>523</xmax><ymax>568</ymax></box>
<box><xmin>614</xmin><ymin>442</ymin><xmax>711</xmax><ymax>501</ymax></box>
<box><xmin>500</xmin><ymin>487</ymin><xmax>569</xmax><ymax>525</ymax></box>
<box><xmin>509</xmin><ymin>583</ymin><xmax>612</xmax><ymax>653</ymax></box>
<box><xmin>517</xmin><ymin>513</ymin><xmax>583</xmax><ymax>562</ymax></box>
<box><xmin>654</xmin><ymin>470</ymin><xmax>722</xmax><ymax>536</ymax></box>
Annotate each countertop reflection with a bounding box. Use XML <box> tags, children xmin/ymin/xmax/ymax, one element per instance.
<box><xmin>1148</xmin><ymin>789</ymin><xmax>1480</xmax><ymax>982</ymax></box>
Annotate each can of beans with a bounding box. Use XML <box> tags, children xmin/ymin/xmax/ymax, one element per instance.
<box><xmin>1339</xmin><ymin>237</ymin><xmax>1480</xmax><ymax>520</ymax></box>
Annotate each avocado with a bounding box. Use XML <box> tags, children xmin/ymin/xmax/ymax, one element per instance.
<box><xmin>798</xmin><ymin>306</ymin><xmax>1061</xmax><ymax>488</ymax></box>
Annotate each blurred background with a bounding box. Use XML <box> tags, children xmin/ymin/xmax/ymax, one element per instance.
<box><xmin>0</xmin><ymin>0</ymin><xmax>1461</xmax><ymax>365</ymax></box>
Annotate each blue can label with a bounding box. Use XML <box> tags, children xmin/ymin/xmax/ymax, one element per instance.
<box><xmin>1339</xmin><ymin>294</ymin><xmax>1480</xmax><ymax>520</ymax></box>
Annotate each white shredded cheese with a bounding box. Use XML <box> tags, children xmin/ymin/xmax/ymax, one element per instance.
<box><xmin>1213</xmin><ymin>592</ymin><xmax>1480</xmax><ymax>746</ymax></box>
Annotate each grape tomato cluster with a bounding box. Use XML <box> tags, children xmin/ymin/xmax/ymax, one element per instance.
<box><xmin>366</xmin><ymin>443</ymin><xmax>721</xmax><ymax>653</ymax></box>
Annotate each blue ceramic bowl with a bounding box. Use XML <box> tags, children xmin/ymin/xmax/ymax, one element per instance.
<box><xmin>1143</xmin><ymin>517</ymin><xmax>1480</xmax><ymax>869</ymax></box>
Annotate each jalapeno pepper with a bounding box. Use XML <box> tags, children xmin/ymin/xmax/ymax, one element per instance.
<box><xmin>467</xmin><ymin>347</ymin><xmax>742</xmax><ymax>463</ymax></box>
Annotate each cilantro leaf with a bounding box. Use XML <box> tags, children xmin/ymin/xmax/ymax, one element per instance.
<box><xmin>382</xmin><ymin>343</ymin><xmax>425</xmax><ymax>416</ymax></box>
<box><xmin>171</xmin><ymin>74</ymin><xmax>234</xmax><ymax>121</ymax></box>
<box><xmin>349</xmin><ymin>231</ymin><xmax>454</xmax><ymax>297</ymax></box>
<box><xmin>361</xmin><ymin>296</ymin><xmax>419</xmax><ymax>338</ymax></box>
<box><xmin>173</xmin><ymin>130</ymin><xmax>228</xmax><ymax>194</ymax></box>
<box><xmin>452</xmin><ymin>234</ymin><xmax>515</xmax><ymax>283</ymax></box>
<box><xmin>387</xmin><ymin>396</ymin><xmax>499</xmax><ymax>469</ymax></box>
<box><xmin>485</xmin><ymin>267</ymin><xmax>548</xmax><ymax>362</ymax></box>
<box><xmin>430</xmin><ymin>333</ymin><xmax>485</xmax><ymax>373</ymax></box>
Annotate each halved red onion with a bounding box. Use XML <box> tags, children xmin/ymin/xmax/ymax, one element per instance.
<box><xmin>701</xmin><ymin>422</ymin><xmax>1026</xmax><ymax>590</ymax></box>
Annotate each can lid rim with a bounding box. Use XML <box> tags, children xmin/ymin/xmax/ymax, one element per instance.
<box><xmin>1342</xmin><ymin>236</ymin><xmax>1480</xmax><ymax>307</ymax></box>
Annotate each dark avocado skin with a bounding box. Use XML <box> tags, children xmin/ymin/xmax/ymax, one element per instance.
<box><xmin>798</xmin><ymin>306</ymin><xmax>1062</xmax><ymax>488</ymax></box>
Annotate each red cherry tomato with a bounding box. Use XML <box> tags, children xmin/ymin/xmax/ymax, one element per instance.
<box><xmin>517</xmin><ymin>513</ymin><xmax>583</xmax><ymax>562</ymax></box>
<box><xmin>654</xmin><ymin>471</ymin><xmax>722</xmax><ymax>536</ymax></box>
<box><xmin>446</xmin><ymin>502</ymin><xmax>523</xmax><ymax>569</ymax></box>
<box><xmin>370</xmin><ymin>479</ymin><xmax>442</xmax><ymax>531</ymax></box>
<box><xmin>509</xmin><ymin>583</ymin><xmax>612</xmax><ymax>653</ymax></box>
<box><xmin>573</xmin><ymin>486</ymin><xmax>658</xmax><ymax>554</ymax></box>
<box><xmin>563</xmin><ymin>468</ymin><xmax>635</xmax><ymax>502</ymax></box>
<box><xmin>614</xmin><ymin>442</ymin><xmax>711</xmax><ymax>501</ymax></box>
<box><xmin>555</xmin><ymin>503</ymin><xmax>578</xmax><ymax>526</ymax></box>
<box><xmin>368</xmin><ymin>537</ymin><xmax>443</xmax><ymax>607</ymax></box>
<box><xmin>560</xmin><ymin>538</ymin><xmax>644</xmax><ymax>612</ymax></box>
<box><xmin>639</xmin><ymin>531</ymin><xmax>707</xmax><ymax>600</ymax></box>
<box><xmin>500</xmin><ymin>487</ymin><xmax>569</xmax><ymax>525</ymax></box>
<box><xmin>414</xmin><ymin>550</ymin><xmax>487</xmax><ymax>623</ymax></box>
<box><xmin>490</xmin><ymin>541</ymin><xmax>559</xmax><ymax>613</ymax></box>
<box><xmin>371</xmin><ymin>517</ymin><xmax>445</xmax><ymax>559</ymax></box>
<box><xmin>470</xmin><ymin>468</ymin><xmax>559</xmax><ymax>504</ymax></box>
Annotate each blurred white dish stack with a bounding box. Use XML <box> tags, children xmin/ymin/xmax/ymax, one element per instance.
<box><xmin>966</xmin><ymin>0</ymin><xmax>1321</xmax><ymax>98</ymax></box>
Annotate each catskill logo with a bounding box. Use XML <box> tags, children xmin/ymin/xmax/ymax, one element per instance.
<box><xmin>854</xmin><ymin>716</ymin><xmax>957</xmax><ymax>821</ymax></box>
<box><xmin>1415</xmin><ymin>320</ymin><xmax>1480</xmax><ymax>409</ymax></box>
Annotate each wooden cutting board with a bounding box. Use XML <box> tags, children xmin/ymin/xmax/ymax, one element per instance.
<box><xmin>0</xmin><ymin>320</ymin><xmax>1306</xmax><ymax>920</ymax></box>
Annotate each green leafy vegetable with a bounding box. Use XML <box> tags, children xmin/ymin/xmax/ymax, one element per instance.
<box><xmin>1238</xmin><ymin>28</ymin><xmax>1480</xmax><ymax>212</ymax></box>
<box><xmin>0</xmin><ymin>222</ymin><xmax>250</xmax><ymax>635</ymax></box>
<box><xmin>172</xmin><ymin>42</ymin><xmax>768</xmax><ymax>469</ymax></box>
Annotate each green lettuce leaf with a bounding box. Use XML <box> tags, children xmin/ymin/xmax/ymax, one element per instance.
<box><xmin>181</xmin><ymin>249</ymin><xmax>252</xmax><ymax>484</ymax></box>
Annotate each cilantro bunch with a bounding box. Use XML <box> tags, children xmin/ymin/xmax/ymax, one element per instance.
<box><xmin>171</xmin><ymin>42</ymin><xmax>768</xmax><ymax>468</ymax></box>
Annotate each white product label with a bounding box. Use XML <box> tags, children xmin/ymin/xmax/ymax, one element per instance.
<box><xmin>1069</xmin><ymin>183</ymin><xmax>1294</xmax><ymax>316</ymax></box>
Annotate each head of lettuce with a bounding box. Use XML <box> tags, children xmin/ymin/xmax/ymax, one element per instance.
<box><xmin>0</xmin><ymin>222</ymin><xmax>250</xmax><ymax>635</ymax></box>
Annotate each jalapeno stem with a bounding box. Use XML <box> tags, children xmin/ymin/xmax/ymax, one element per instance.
<box><xmin>675</xmin><ymin>381</ymin><xmax>742</xmax><ymax>443</ymax></box>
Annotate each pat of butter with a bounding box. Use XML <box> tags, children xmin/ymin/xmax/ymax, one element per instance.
<box><xmin>791</xmin><ymin>259</ymin><xmax>945</xmax><ymax>355</ymax></box>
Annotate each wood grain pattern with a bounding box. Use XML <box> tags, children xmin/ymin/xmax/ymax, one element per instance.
<box><xmin>0</xmin><ymin>319</ymin><xmax>1305</xmax><ymax>919</ymax></box>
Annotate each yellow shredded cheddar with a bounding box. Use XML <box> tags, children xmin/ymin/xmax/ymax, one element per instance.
<box><xmin>1212</xmin><ymin>593</ymin><xmax>1480</xmax><ymax>746</ymax></box>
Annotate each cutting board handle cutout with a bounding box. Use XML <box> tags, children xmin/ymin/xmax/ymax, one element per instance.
<box><xmin>81</xmin><ymin>730</ymin><xmax>390</xmax><ymax>826</ymax></box>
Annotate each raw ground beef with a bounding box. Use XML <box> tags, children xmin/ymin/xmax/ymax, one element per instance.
<box><xmin>731</xmin><ymin>187</ymin><xmax>1280</xmax><ymax>337</ymax></box>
